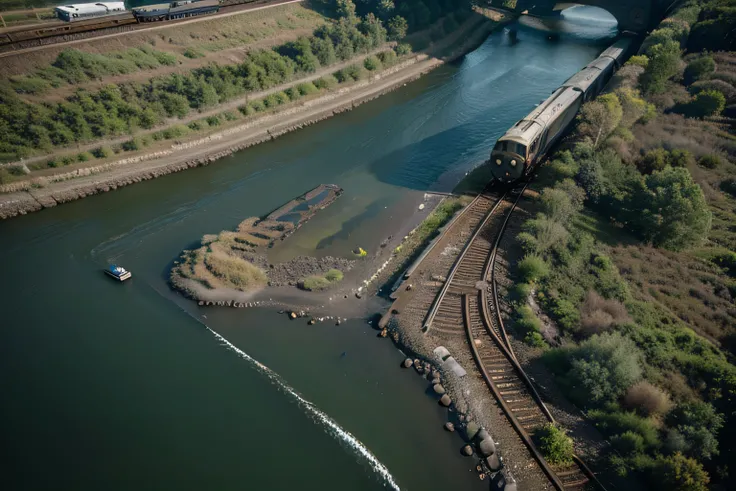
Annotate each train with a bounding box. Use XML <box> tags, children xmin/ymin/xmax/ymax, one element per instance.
<box><xmin>489</xmin><ymin>37</ymin><xmax>635</xmax><ymax>183</ymax></box>
<box><xmin>53</xmin><ymin>0</ymin><xmax>220</xmax><ymax>23</ymax></box>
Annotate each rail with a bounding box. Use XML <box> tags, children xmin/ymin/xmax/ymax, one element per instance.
<box><xmin>422</xmin><ymin>190</ymin><xmax>506</xmax><ymax>333</ymax></box>
<box><xmin>465</xmin><ymin>182</ymin><xmax>609</xmax><ymax>491</ymax></box>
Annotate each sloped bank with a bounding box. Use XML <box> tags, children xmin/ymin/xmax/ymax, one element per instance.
<box><xmin>0</xmin><ymin>12</ymin><xmax>511</xmax><ymax>220</ymax></box>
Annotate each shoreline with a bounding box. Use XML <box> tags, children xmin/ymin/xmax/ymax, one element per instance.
<box><xmin>0</xmin><ymin>11</ymin><xmax>513</xmax><ymax>221</ymax></box>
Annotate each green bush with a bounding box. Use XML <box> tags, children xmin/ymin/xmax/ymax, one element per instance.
<box><xmin>651</xmin><ymin>453</ymin><xmax>709</xmax><ymax>491</ymax></box>
<box><xmin>249</xmin><ymin>100</ymin><xmax>266</xmax><ymax>112</ymax></box>
<box><xmin>511</xmin><ymin>282</ymin><xmax>532</xmax><ymax>302</ymax></box>
<box><xmin>516</xmin><ymin>305</ymin><xmax>542</xmax><ymax>335</ymax></box>
<box><xmin>640</xmin><ymin>40</ymin><xmax>682</xmax><ymax>94</ymax></box>
<box><xmin>536</xmin><ymin>424</ymin><xmax>574</xmax><ymax>466</ymax></box>
<box><xmin>679</xmin><ymin>89</ymin><xmax>726</xmax><ymax>118</ymax></box>
<box><xmin>610</xmin><ymin>431</ymin><xmax>646</xmax><ymax>453</ymax></box>
<box><xmin>668</xmin><ymin>149</ymin><xmax>695</xmax><ymax>168</ymax></box>
<box><xmin>364</xmin><ymin>55</ymin><xmax>382</xmax><ymax>71</ymax></box>
<box><xmin>637</xmin><ymin>148</ymin><xmax>670</xmax><ymax>174</ymax></box>
<box><xmin>313</xmin><ymin>75</ymin><xmax>338</xmax><ymax>90</ymax></box>
<box><xmin>684</xmin><ymin>56</ymin><xmax>716</xmax><ymax>85</ymax></box>
<box><xmin>395</xmin><ymin>43</ymin><xmax>412</xmax><ymax>56</ymax></box>
<box><xmin>627</xmin><ymin>55</ymin><xmax>649</xmax><ymax>69</ymax></box>
<box><xmin>283</xmin><ymin>87</ymin><xmax>300</xmax><ymax>101</ymax></box>
<box><xmin>300</xmin><ymin>276</ymin><xmax>331</xmax><ymax>291</ymax></box>
<box><xmin>223</xmin><ymin>111</ymin><xmax>238</xmax><ymax>121</ymax></box>
<box><xmin>720</xmin><ymin>177</ymin><xmax>736</xmax><ymax>198</ymax></box>
<box><xmin>296</xmin><ymin>82</ymin><xmax>319</xmax><ymax>96</ymax></box>
<box><xmin>548</xmin><ymin>332</ymin><xmax>643</xmax><ymax>407</ymax></box>
<box><xmin>517</xmin><ymin>254</ymin><xmax>549</xmax><ymax>283</ymax></box>
<box><xmin>588</xmin><ymin>409</ymin><xmax>661</xmax><ymax>449</ymax></box>
<box><xmin>76</xmin><ymin>151</ymin><xmax>93</xmax><ymax>162</ymax></box>
<box><xmin>324</xmin><ymin>269</ymin><xmax>343</xmax><ymax>282</ymax></box>
<box><xmin>188</xmin><ymin>120</ymin><xmax>205</xmax><ymax>131</ymax></box>
<box><xmin>238</xmin><ymin>104</ymin><xmax>253</xmax><ymax>116</ymax></box>
<box><xmin>697</xmin><ymin>154</ymin><xmax>723</xmax><ymax>169</ymax></box>
<box><xmin>377</xmin><ymin>49</ymin><xmax>397</xmax><ymax>67</ymax></box>
<box><xmin>183</xmin><ymin>47</ymin><xmax>205</xmax><ymax>59</ymax></box>
<box><xmin>206</xmin><ymin>115</ymin><xmax>222</xmax><ymax>126</ymax></box>
<box><xmin>122</xmin><ymin>137</ymin><xmax>142</xmax><ymax>152</ymax></box>
<box><xmin>92</xmin><ymin>146</ymin><xmax>114</xmax><ymax>159</ymax></box>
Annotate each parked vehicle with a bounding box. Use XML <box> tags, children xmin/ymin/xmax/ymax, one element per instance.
<box><xmin>54</xmin><ymin>2</ymin><xmax>127</xmax><ymax>22</ymax></box>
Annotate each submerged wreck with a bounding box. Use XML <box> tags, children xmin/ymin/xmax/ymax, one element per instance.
<box><xmin>171</xmin><ymin>184</ymin><xmax>347</xmax><ymax>301</ymax></box>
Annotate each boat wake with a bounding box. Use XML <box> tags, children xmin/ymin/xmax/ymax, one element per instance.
<box><xmin>206</xmin><ymin>326</ymin><xmax>401</xmax><ymax>490</ymax></box>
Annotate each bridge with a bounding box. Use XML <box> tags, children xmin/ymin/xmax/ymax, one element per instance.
<box><xmin>494</xmin><ymin>0</ymin><xmax>679</xmax><ymax>33</ymax></box>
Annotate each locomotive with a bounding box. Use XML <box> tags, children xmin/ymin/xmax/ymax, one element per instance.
<box><xmin>490</xmin><ymin>37</ymin><xmax>635</xmax><ymax>183</ymax></box>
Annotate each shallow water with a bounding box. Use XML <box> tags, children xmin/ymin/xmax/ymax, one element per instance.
<box><xmin>0</xmin><ymin>10</ymin><xmax>616</xmax><ymax>491</ymax></box>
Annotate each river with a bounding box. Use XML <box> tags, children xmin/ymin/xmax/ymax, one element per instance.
<box><xmin>0</xmin><ymin>8</ymin><xmax>616</xmax><ymax>491</ymax></box>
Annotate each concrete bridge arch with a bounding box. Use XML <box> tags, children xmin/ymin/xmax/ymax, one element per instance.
<box><xmin>509</xmin><ymin>0</ymin><xmax>675</xmax><ymax>33</ymax></box>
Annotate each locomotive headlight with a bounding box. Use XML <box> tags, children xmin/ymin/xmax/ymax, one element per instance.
<box><xmin>496</xmin><ymin>159</ymin><xmax>502</xmax><ymax>165</ymax></box>
<box><xmin>510</xmin><ymin>159</ymin><xmax>517</xmax><ymax>167</ymax></box>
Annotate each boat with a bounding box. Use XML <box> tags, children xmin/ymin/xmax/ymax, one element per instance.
<box><xmin>105</xmin><ymin>264</ymin><xmax>132</xmax><ymax>281</ymax></box>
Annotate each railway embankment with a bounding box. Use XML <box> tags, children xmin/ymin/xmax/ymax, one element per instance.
<box><xmin>0</xmin><ymin>9</ymin><xmax>512</xmax><ymax>220</ymax></box>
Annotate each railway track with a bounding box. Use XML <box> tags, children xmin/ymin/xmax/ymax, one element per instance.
<box><xmin>0</xmin><ymin>0</ymin><xmax>291</xmax><ymax>54</ymax></box>
<box><xmin>423</xmin><ymin>183</ymin><xmax>605</xmax><ymax>490</ymax></box>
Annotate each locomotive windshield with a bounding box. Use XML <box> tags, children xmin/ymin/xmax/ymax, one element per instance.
<box><xmin>493</xmin><ymin>139</ymin><xmax>527</xmax><ymax>158</ymax></box>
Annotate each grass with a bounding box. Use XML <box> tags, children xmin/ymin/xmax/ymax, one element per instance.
<box><xmin>299</xmin><ymin>269</ymin><xmax>343</xmax><ymax>291</ymax></box>
<box><xmin>204</xmin><ymin>251</ymin><xmax>268</xmax><ymax>291</ymax></box>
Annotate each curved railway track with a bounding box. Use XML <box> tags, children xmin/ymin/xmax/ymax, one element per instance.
<box><xmin>424</xmin><ymin>184</ymin><xmax>607</xmax><ymax>490</ymax></box>
<box><xmin>0</xmin><ymin>0</ymin><xmax>293</xmax><ymax>54</ymax></box>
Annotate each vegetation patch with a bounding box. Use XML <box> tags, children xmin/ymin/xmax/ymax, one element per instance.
<box><xmin>299</xmin><ymin>269</ymin><xmax>344</xmax><ymax>291</ymax></box>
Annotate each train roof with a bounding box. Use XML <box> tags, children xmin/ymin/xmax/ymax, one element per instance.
<box><xmin>599</xmin><ymin>37</ymin><xmax>634</xmax><ymax>61</ymax></box>
<box><xmin>501</xmin><ymin>87</ymin><xmax>581</xmax><ymax>145</ymax></box>
<box><xmin>55</xmin><ymin>2</ymin><xmax>125</xmax><ymax>13</ymax></box>
<box><xmin>563</xmin><ymin>58</ymin><xmax>615</xmax><ymax>92</ymax></box>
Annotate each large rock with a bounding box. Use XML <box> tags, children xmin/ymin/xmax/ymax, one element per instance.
<box><xmin>444</xmin><ymin>422</ymin><xmax>455</xmax><ymax>432</ymax></box>
<box><xmin>466</xmin><ymin>422</ymin><xmax>480</xmax><ymax>440</ymax></box>
<box><xmin>402</xmin><ymin>358</ymin><xmax>413</xmax><ymax>368</ymax></box>
<box><xmin>439</xmin><ymin>394</ymin><xmax>452</xmax><ymax>407</ymax></box>
<box><xmin>461</xmin><ymin>445</ymin><xmax>473</xmax><ymax>456</ymax></box>
<box><xmin>433</xmin><ymin>384</ymin><xmax>446</xmax><ymax>395</ymax></box>
<box><xmin>478</xmin><ymin>437</ymin><xmax>496</xmax><ymax>457</ymax></box>
<box><xmin>477</xmin><ymin>429</ymin><xmax>490</xmax><ymax>442</ymax></box>
<box><xmin>486</xmin><ymin>454</ymin><xmax>502</xmax><ymax>472</ymax></box>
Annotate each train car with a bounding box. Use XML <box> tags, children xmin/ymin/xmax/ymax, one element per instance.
<box><xmin>489</xmin><ymin>37</ymin><xmax>635</xmax><ymax>183</ymax></box>
<box><xmin>132</xmin><ymin>0</ymin><xmax>220</xmax><ymax>22</ymax></box>
<box><xmin>54</xmin><ymin>2</ymin><xmax>126</xmax><ymax>22</ymax></box>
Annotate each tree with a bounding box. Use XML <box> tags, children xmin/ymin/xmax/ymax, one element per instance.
<box><xmin>684</xmin><ymin>56</ymin><xmax>715</xmax><ymax>85</ymax></box>
<box><xmin>359</xmin><ymin>13</ymin><xmax>387</xmax><ymax>48</ymax></box>
<box><xmin>577</xmin><ymin>93</ymin><xmax>622</xmax><ymax>147</ymax></box>
<box><xmin>387</xmin><ymin>15</ymin><xmax>408</xmax><ymax>41</ymax></box>
<box><xmin>377</xmin><ymin>0</ymin><xmax>394</xmax><ymax>18</ymax></box>
<box><xmin>635</xmin><ymin>166</ymin><xmax>712</xmax><ymax>250</ymax></box>
<box><xmin>640</xmin><ymin>40</ymin><xmax>682</xmax><ymax>94</ymax></box>
<box><xmin>310</xmin><ymin>36</ymin><xmax>337</xmax><ymax>67</ymax></box>
<box><xmin>651</xmin><ymin>453</ymin><xmax>709</xmax><ymax>491</ymax></box>
<box><xmin>335</xmin><ymin>0</ymin><xmax>357</xmax><ymax>22</ymax></box>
